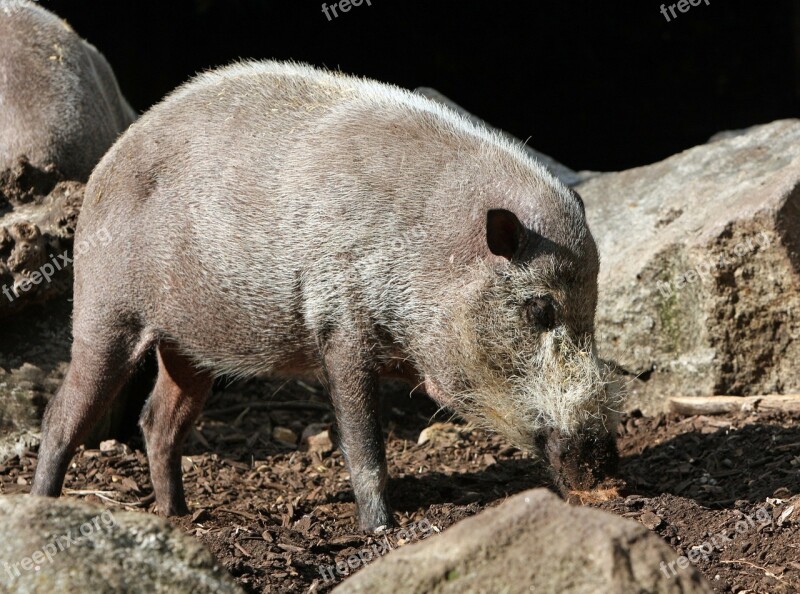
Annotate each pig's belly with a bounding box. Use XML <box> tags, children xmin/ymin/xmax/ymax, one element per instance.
<box><xmin>154</xmin><ymin>296</ymin><xmax>321</xmax><ymax>377</ymax></box>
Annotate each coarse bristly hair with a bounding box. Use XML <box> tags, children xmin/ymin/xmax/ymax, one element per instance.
<box><xmin>418</xmin><ymin>260</ymin><xmax>623</xmax><ymax>450</ymax></box>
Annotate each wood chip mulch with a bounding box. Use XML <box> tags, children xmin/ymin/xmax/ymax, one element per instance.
<box><xmin>1</xmin><ymin>379</ymin><xmax>798</xmax><ymax>593</ymax></box>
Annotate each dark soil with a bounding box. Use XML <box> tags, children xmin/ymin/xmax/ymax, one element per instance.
<box><xmin>0</xmin><ymin>157</ymin><xmax>84</xmax><ymax>318</ymax></box>
<box><xmin>0</xmin><ymin>157</ymin><xmax>62</xmax><ymax>206</ymax></box>
<box><xmin>1</xmin><ymin>379</ymin><xmax>798</xmax><ymax>593</ymax></box>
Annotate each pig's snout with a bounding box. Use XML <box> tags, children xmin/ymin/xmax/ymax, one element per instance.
<box><xmin>537</xmin><ymin>428</ymin><xmax>619</xmax><ymax>495</ymax></box>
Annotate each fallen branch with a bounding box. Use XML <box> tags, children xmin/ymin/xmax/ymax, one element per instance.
<box><xmin>233</xmin><ymin>541</ymin><xmax>253</xmax><ymax>557</ymax></box>
<box><xmin>669</xmin><ymin>395</ymin><xmax>800</xmax><ymax>416</ymax></box>
<box><xmin>64</xmin><ymin>489</ymin><xmax>155</xmax><ymax>508</ymax></box>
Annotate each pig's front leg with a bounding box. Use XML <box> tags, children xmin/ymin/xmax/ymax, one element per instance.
<box><xmin>322</xmin><ymin>334</ymin><xmax>392</xmax><ymax>532</ymax></box>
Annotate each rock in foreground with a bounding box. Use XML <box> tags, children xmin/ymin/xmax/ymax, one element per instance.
<box><xmin>0</xmin><ymin>495</ymin><xmax>243</xmax><ymax>594</ymax></box>
<box><xmin>333</xmin><ymin>488</ymin><xmax>712</xmax><ymax>594</ymax></box>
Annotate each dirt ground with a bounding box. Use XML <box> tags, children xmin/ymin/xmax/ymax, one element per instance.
<box><xmin>1</xmin><ymin>378</ymin><xmax>798</xmax><ymax>593</ymax></box>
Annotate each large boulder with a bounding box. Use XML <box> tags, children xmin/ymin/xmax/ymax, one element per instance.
<box><xmin>333</xmin><ymin>488</ymin><xmax>711</xmax><ymax>593</ymax></box>
<box><xmin>579</xmin><ymin>120</ymin><xmax>800</xmax><ymax>411</ymax></box>
<box><xmin>0</xmin><ymin>495</ymin><xmax>243</xmax><ymax>594</ymax></box>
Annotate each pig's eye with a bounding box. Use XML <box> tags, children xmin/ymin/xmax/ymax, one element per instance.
<box><xmin>526</xmin><ymin>296</ymin><xmax>556</xmax><ymax>330</ymax></box>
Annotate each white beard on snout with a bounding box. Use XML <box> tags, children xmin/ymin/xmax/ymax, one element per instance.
<box><xmin>423</xmin><ymin>305</ymin><xmax>622</xmax><ymax>451</ymax></box>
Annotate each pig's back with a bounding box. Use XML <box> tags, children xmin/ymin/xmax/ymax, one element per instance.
<box><xmin>86</xmin><ymin>60</ymin><xmax>532</xmax><ymax>265</ymax></box>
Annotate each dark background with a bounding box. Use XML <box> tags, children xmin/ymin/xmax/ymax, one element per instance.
<box><xmin>44</xmin><ymin>0</ymin><xmax>799</xmax><ymax>171</ymax></box>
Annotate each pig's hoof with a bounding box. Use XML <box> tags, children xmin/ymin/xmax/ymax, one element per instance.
<box><xmin>158</xmin><ymin>501</ymin><xmax>190</xmax><ymax>517</ymax></box>
<box><xmin>358</xmin><ymin>506</ymin><xmax>394</xmax><ymax>533</ymax></box>
<box><xmin>361</xmin><ymin>520</ymin><xmax>394</xmax><ymax>534</ymax></box>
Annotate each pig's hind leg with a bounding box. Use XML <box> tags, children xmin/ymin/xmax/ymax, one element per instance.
<box><xmin>139</xmin><ymin>341</ymin><xmax>212</xmax><ymax>516</ymax></box>
<box><xmin>31</xmin><ymin>319</ymin><xmax>153</xmax><ymax>498</ymax></box>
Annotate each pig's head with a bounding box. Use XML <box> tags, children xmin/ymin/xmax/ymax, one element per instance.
<box><xmin>420</xmin><ymin>187</ymin><xmax>621</xmax><ymax>495</ymax></box>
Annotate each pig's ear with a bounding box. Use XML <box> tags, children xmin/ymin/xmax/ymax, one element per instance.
<box><xmin>486</xmin><ymin>209</ymin><xmax>526</xmax><ymax>260</ymax></box>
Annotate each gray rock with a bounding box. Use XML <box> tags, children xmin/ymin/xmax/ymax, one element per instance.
<box><xmin>0</xmin><ymin>383</ymin><xmax>44</xmax><ymax>463</ymax></box>
<box><xmin>578</xmin><ymin>120</ymin><xmax>800</xmax><ymax>412</ymax></box>
<box><xmin>707</xmin><ymin>124</ymin><xmax>758</xmax><ymax>142</ymax></box>
<box><xmin>0</xmin><ymin>495</ymin><xmax>243</xmax><ymax>594</ymax></box>
<box><xmin>333</xmin><ymin>488</ymin><xmax>712</xmax><ymax>594</ymax></box>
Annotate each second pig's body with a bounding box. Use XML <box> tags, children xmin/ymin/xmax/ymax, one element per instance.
<box><xmin>0</xmin><ymin>0</ymin><xmax>136</xmax><ymax>179</ymax></box>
